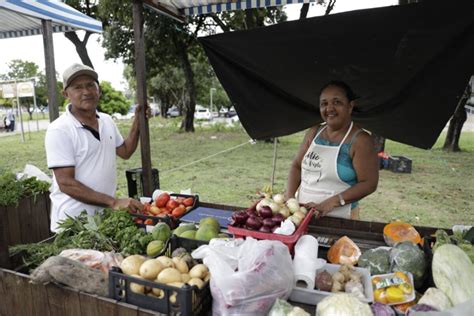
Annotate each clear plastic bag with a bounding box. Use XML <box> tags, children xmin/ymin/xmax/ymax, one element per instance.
<box><xmin>192</xmin><ymin>237</ymin><xmax>294</xmax><ymax>315</ymax></box>
<box><xmin>59</xmin><ymin>249</ymin><xmax>123</xmax><ymax>275</ymax></box>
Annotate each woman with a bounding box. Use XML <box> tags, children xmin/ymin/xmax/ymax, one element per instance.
<box><xmin>285</xmin><ymin>81</ymin><xmax>378</xmax><ymax>219</ymax></box>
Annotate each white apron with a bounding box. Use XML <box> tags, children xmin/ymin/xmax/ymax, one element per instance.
<box><xmin>297</xmin><ymin>122</ymin><xmax>354</xmax><ymax>218</ymax></box>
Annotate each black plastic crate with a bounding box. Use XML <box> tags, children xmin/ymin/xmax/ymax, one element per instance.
<box><xmin>164</xmin><ymin>234</ymin><xmax>209</xmax><ymax>257</ymax></box>
<box><xmin>126</xmin><ymin>168</ymin><xmax>160</xmax><ymax>199</ymax></box>
<box><xmin>109</xmin><ymin>267</ymin><xmax>211</xmax><ymax>316</ymax></box>
<box><xmin>132</xmin><ymin>194</ymin><xmax>199</xmax><ymax>230</ymax></box>
<box><xmin>389</xmin><ymin>156</ymin><xmax>412</xmax><ymax>173</ymax></box>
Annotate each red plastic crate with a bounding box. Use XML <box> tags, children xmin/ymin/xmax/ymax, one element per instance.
<box><xmin>227</xmin><ymin>209</ymin><xmax>315</xmax><ymax>254</ymax></box>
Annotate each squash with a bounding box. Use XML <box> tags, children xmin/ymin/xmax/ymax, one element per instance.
<box><xmin>327</xmin><ymin>236</ymin><xmax>361</xmax><ymax>265</ymax></box>
<box><xmin>383</xmin><ymin>221</ymin><xmax>421</xmax><ymax>246</ymax></box>
<box><xmin>432</xmin><ymin>244</ymin><xmax>474</xmax><ymax>305</ymax></box>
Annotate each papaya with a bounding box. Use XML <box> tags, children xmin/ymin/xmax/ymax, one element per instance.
<box><xmin>173</xmin><ymin>224</ymin><xmax>196</xmax><ymax>236</ymax></box>
<box><xmin>152</xmin><ymin>222</ymin><xmax>171</xmax><ymax>242</ymax></box>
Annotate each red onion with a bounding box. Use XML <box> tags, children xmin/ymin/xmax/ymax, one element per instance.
<box><xmin>245</xmin><ymin>208</ymin><xmax>257</xmax><ymax>217</ymax></box>
<box><xmin>271</xmin><ymin>225</ymin><xmax>280</xmax><ymax>233</ymax></box>
<box><xmin>259</xmin><ymin>226</ymin><xmax>271</xmax><ymax>233</ymax></box>
<box><xmin>232</xmin><ymin>210</ymin><xmax>249</xmax><ymax>225</ymax></box>
<box><xmin>271</xmin><ymin>213</ymin><xmax>285</xmax><ymax>225</ymax></box>
<box><xmin>262</xmin><ymin>218</ymin><xmax>276</xmax><ymax>228</ymax></box>
<box><xmin>259</xmin><ymin>206</ymin><xmax>273</xmax><ymax>219</ymax></box>
<box><xmin>246</xmin><ymin>216</ymin><xmax>262</xmax><ymax>230</ymax></box>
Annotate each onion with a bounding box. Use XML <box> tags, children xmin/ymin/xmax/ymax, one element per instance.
<box><xmin>293</xmin><ymin>211</ymin><xmax>306</xmax><ymax>220</ymax></box>
<box><xmin>289</xmin><ymin>215</ymin><xmax>302</xmax><ymax>227</ymax></box>
<box><xmin>272</xmin><ymin>193</ymin><xmax>285</xmax><ymax>205</ymax></box>
<box><xmin>259</xmin><ymin>226</ymin><xmax>271</xmax><ymax>233</ymax></box>
<box><xmin>262</xmin><ymin>218</ymin><xmax>276</xmax><ymax>228</ymax></box>
<box><xmin>271</xmin><ymin>226</ymin><xmax>279</xmax><ymax>233</ymax></box>
<box><xmin>268</xmin><ymin>201</ymin><xmax>280</xmax><ymax>214</ymax></box>
<box><xmin>256</xmin><ymin>198</ymin><xmax>272</xmax><ymax>212</ymax></box>
<box><xmin>245</xmin><ymin>208</ymin><xmax>257</xmax><ymax>217</ymax></box>
<box><xmin>271</xmin><ymin>213</ymin><xmax>285</xmax><ymax>225</ymax></box>
<box><xmin>232</xmin><ymin>211</ymin><xmax>249</xmax><ymax>225</ymax></box>
<box><xmin>245</xmin><ymin>216</ymin><xmax>262</xmax><ymax>230</ymax></box>
<box><xmin>299</xmin><ymin>206</ymin><xmax>308</xmax><ymax>214</ymax></box>
<box><xmin>259</xmin><ymin>206</ymin><xmax>273</xmax><ymax>219</ymax></box>
<box><xmin>279</xmin><ymin>207</ymin><xmax>290</xmax><ymax>218</ymax></box>
<box><xmin>286</xmin><ymin>200</ymin><xmax>300</xmax><ymax>214</ymax></box>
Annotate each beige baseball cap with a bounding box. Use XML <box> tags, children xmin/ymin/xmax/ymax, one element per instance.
<box><xmin>62</xmin><ymin>63</ymin><xmax>98</xmax><ymax>89</ymax></box>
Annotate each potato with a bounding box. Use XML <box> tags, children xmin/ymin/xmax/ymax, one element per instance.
<box><xmin>130</xmin><ymin>274</ymin><xmax>145</xmax><ymax>294</ymax></box>
<box><xmin>168</xmin><ymin>281</ymin><xmax>184</xmax><ymax>288</ymax></box>
<box><xmin>156</xmin><ymin>256</ymin><xmax>174</xmax><ymax>269</ymax></box>
<box><xmin>189</xmin><ymin>264</ymin><xmax>208</xmax><ymax>279</ymax></box>
<box><xmin>151</xmin><ymin>287</ymin><xmax>165</xmax><ymax>298</ymax></box>
<box><xmin>188</xmin><ymin>278</ymin><xmax>204</xmax><ymax>289</ymax></box>
<box><xmin>169</xmin><ymin>291</ymin><xmax>178</xmax><ymax>304</ymax></box>
<box><xmin>181</xmin><ymin>273</ymin><xmax>191</xmax><ymax>283</ymax></box>
<box><xmin>315</xmin><ymin>270</ymin><xmax>333</xmax><ymax>292</ymax></box>
<box><xmin>172</xmin><ymin>257</ymin><xmax>189</xmax><ymax>274</ymax></box>
<box><xmin>157</xmin><ymin>268</ymin><xmax>182</xmax><ymax>284</ymax></box>
<box><xmin>203</xmin><ymin>273</ymin><xmax>210</xmax><ymax>283</ymax></box>
<box><xmin>139</xmin><ymin>259</ymin><xmax>164</xmax><ymax>280</ymax></box>
<box><xmin>121</xmin><ymin>255</ymin><xmax>146</xmax><ymax>275</ymax></box>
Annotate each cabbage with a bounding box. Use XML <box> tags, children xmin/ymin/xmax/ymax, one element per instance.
<box><xmin>370</xmin><ymin>302</ymin><xmax>395</xmax><ymax>316</ymax></box>
<box><xmin>358</xmin><ymin>248</ymin><xmax>391</xmax><ymax>275</ymax></box>
<box><xmin>390</xmin><ymin>241</ymin><xmax>426</xmax><ymax>286</ymax></box>
<box><xmin>405</xmin><ymin>304</ymin><xmax>438</xmax><ymax>315</ymax></box>
<box><xmin>315</xmin><ymin>293</ymin><xmax>372</xmax><ymax>316</ymax></box>
<box><xmin>432</xmin><ymin>244</ymin><xmax>474</xmax><ymax>305</ymax></box>
<box><xmin>418</xmin><ymin>287</ymin><xmax>452</xmax><ymax>311</ymax></box>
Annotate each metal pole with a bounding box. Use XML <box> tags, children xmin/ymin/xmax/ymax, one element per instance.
<box><xmin>210</xmin><ymin>88</ymin><xmax>213</xmax><ymax>113</ymax></box>
<box><xmin>270</xmin><ymin>137</ymin><xmax>278</xmax><ymax>192</ymax></box>
<box><xmin>15</xmin><ymin>80</ymin><xmax>25</xmax><ymax>142</ymax></box>
<box><xmin>133</xmin><ymin>0</ymin><xmax>153</xmax><ymax>197</ymax></box>
<box><xmin>33</xmin><ymin>82</ymin><xmax>39</xmax><ymax>132</ymax></box>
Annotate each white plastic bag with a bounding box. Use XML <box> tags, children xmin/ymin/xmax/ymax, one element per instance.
<box><xmin>192</xmin><ymin>237</ymin><xmax>294</xmax><ymax>315</ymax></box>
<box><xmin>17</xmin><ymin>164</ymin><xmax>52</xmax><ymax>184</ymax></box>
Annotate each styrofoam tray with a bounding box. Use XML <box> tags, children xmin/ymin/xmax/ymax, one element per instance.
<box><xmin>371</xmin><ymin>272</ymin><xmax>415</xmax><ymax>306</ymax></box>
<box><xmin>289</xmin><ymin>263</ymin><xmax>374</xmax><ymax>305</ymax></box>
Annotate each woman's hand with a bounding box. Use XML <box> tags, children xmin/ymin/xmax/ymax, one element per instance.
<box><xmin>304</xmin><ymin>195</ymin><xmax>340</xmax><ymax>218</ymax></box>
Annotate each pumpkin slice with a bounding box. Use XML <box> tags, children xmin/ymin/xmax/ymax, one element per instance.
<box><xmin>327</xmin><ymin>236</ymin><xmax>361</xmax><ymax>265</ymax></box>
<box><xmin>383</xmin><ymin>221</ymin><xmax>421</xmax><ymax>246</ymax></box>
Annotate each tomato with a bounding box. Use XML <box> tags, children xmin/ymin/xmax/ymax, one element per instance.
<box><xmin>166</xmin><ymin>199</ymin><xmax>179</xmax><ymax>210</ymax></box>
<box><xmin>144</xmin><ymin>219</ymin><xmax>154</xmax><ymax>225</ymax></box>
<box><xmin>143</xmin><ymin>203</ymin><xmax>151</xmax><ymax>212</ymax></box>
<box><xmin>155</xmin><ymin>193</ymin><xmax>170</xmax><ymax>208</ymax></box>
<box><xmin>134</xmin><ymin>218</ymin><xmax>143</xmax><ymax>225</ymax></box>
<box><xmin>183</xmin><ymin>197</ymin><xmax>194</xmax><ymax>207</ymax></box>
<box><xmin>176</xmin><ymin>197</ymin><xmax>185</xmax><ymax>204</ymax></box>
<box><xmin>171</xmin><ymin>205</ymin><xmax>186</xmax><ymax>218</ymax></box>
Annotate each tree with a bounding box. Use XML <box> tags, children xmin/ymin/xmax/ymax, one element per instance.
<box><xmin>63</xmin><ymin>0</ymin><xmax>100</xmax><ymax>68</ymax></box>
<box><xmin>98</xmin><ymin>81</ymin><xmax>130</xmax><ymax>115</ymax></box>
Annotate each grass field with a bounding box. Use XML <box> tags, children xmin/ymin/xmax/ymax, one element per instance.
<box><xmin>0</xmin><ymin>117</ymin><xmax>472</xmax><ymax>229</ymax></box>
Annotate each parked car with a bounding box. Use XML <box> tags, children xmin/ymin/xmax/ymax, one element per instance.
<box><xmin>112</xmin><ymin>105</ymin><xmax>136</xmax><ymax>120</ymax></box>
<box><xmin>194</xmin><ymin>106</ymin><xmax>212</xmax><ymax>121</ymax></box>
<box><xmin>225</xmin><ymin>106</ymin><xmax>237</xmax><ymax>118</ymax></box>
<box><xmin>149</xmin><ymin>103</ymin><xmax>160</xmax><ymax>116</ymax></box>
<box><xmin>166</xmin><ymin>106</ymin><xmax>181</xmax><ymax>118</ymax></box>
<box><xmin>219</xmin><ymin>107</ymin><xmax>228</xmax><ymax>117</ymax></box>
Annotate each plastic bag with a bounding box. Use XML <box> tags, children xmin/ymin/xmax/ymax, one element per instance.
<box><xmin>327</xmin><ymin>236</ymin><xmax>361</xmax><ymax>265</ymax></box>
<box><xmin>192</xmin><ymin>237</ymin><xmax>294</xmax><ymax>315</ymax></box>
<box><xmin>17</xmin><ymin>164</ymin><xmax>52</xmax><ymax>184</ymax></box>
<box><xmin>59</xmin><ymin>249</ymin><xmax>124</xmax><ymax>275</ymax></box>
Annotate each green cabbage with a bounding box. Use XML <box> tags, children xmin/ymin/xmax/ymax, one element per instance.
<box><xmin>432</xmin><ymin>244</ymin><xmax>474</xmax><ymax>305</ymax></box>
<box><xmin>358</xmin><ymin>247</ymin><xmax>391</xmax><ymax>275</ymax></box>
<box><xmin>390</xmin><ymin>241</ymin><xmax>426</xmax><ymax>286</ymax></box>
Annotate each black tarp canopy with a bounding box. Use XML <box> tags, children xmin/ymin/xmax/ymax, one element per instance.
<box><xmin>200</xmin><ymin>0</ymin><xmax>474</xmax><ymax>149</ymax></box>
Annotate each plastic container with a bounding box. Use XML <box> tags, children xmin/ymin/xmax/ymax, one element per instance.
<box><xmin>289</xmin><ymin>263</ymin><xmax>373</xmax><ymax>304</ymax></box>
<box><xmin>227</xmin><ymin>209</ymin><xmax>315</xmax><ymax>254</ymax></box>
<box><xmin>132</xmin><ymin>193</ymin><xmax>199</xmax><ymax>230</ymax></box>
<box><xmin>371</xmin><ymin>272</ymin><xmax>415</xmax><ymax>306</ymax></box>
<box><xmin>109</xmin><ymin>235</ymin><xmax>211</xmax><ymax>315</ymax></box>
<box><xmin>126</xmin><ymin>168</ymin><xmax>160</xmax><ymax>199</ymax></box>
<box><xmin>109</xmin><ymin>268</ymin><xmax>211</xmax><ymax>316</ymax></box>
<box><xmin>389</xmin><ymin>156</ymin><xmax>412</xmax><ymax>173</ymax></box>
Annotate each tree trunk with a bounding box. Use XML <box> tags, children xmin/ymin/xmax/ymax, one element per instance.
<box><xmin>443</xmin><ymin>86</ymin><xmax>469</xmax><ymax>151</ymax></box>
<box><xmin>64</xmin><ymin>31</ymin><xmax>94</xmax><ymax>68</ymax></box>
<box><xmin>373</xmin><ymin>134</ymin><xmax>386</xmax><ymax>153</ymax></box>
<box><xmin>175</xmin><ymin>38</ymin><xmax>196</xmax><ymax>132</ymax></box>
<box><xmin>300</xmin><ymin>3</ymin><xmax>310</xmax><ymax>19</ymax></box>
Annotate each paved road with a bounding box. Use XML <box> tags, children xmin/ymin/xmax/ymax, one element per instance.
<box><xmin>1</xmin><ymin>114</ymin><xmax>473</xmax><ymax>138</ymax></box>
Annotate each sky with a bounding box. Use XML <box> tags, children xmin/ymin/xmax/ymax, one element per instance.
<box><xmin>0</xmin><ymin>0</ymin><xmax>397</xmax><ymax>92</ymax></box>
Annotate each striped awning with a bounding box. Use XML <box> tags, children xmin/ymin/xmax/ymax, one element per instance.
<box><xmin>145</xmin><ymin>0</ymin><xmax>316</xmax><ymax>21</ymax></box>
<box><xmin>0</xmin><ymin>0</ymin><xmax>102</xmax><ymax>39</ymax></box>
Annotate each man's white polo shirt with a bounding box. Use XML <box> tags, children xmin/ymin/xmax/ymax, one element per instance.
<box><xmin>45</xmin><ymin>105</ymin><xmax>124</xmax><ymax>232</ymax></box>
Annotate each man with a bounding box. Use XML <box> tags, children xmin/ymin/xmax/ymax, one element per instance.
<box><xmin>45</xmin><ymin>63</ymin><xmax>145</xmax><ymax>232</ymax></box>
<box><xmin>6</xmin><ymin>109</ymin><xmax>15</xmax><ymax>132</ymax></box>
